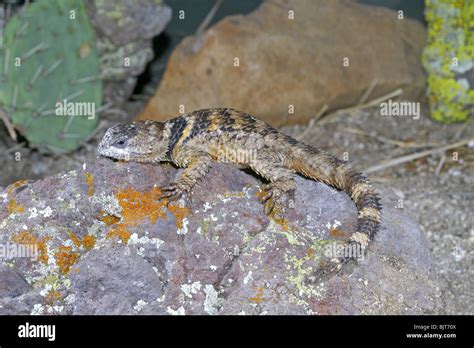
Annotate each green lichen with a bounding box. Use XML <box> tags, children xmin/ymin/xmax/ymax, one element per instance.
<box><xmin>422</xmin><ymin>0</ymin><xmax>474</xmax><ymax>123</ymax></box>
<box><xmin>94</xmin><ymin>0</ymin><xmax>127</xmax><ymax>26</ymax></box>
<box><xmin>284</xmin><ymin>253</ymin><xmax>325</xmax><ymax>300</ymax></box>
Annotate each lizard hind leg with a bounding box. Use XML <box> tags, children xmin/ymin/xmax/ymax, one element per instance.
<box><xmin>262</xmin><ymin>179</ymin><xmax>296</xmax><ymax>217</ymax></box>
<box><xmin>251</xmin><ymin>161</ymin><xmax>296</xmax><ymax>218</ymax></box>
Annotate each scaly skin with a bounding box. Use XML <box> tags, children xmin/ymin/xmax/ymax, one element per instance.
<box><xmin>98</xmin><ymin>108</ymin><xmax>382</xmax><ymax>268</ymax></box>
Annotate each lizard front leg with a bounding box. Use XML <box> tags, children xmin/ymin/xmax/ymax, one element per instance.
<box><xmin>161</xmin><ymin>148</ymin><xmax>213</xmax><ymax>205</ymax></box>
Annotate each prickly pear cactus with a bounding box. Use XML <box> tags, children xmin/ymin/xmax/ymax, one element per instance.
<box><xmin>422</xmin><ymin>0</ymin><xmax>474</xmax><ymax>123</ymax></box>
<box><xmin>0</xmin><ymin>0</ymin><xmax>102</xmax><ymax>153</ymax></box>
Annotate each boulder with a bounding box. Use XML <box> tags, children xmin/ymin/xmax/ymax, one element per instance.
<box><xmin>139</xmin><ymin>0</ymin><xmax>426</xmax><ymax>126</ymax></box>
<box><xmin>0</xmin><ymin>159</ymin><xmax>442</xmax><ymax>314</ymax></box>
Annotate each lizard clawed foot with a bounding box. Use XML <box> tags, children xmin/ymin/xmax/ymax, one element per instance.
<box><xmin>161</xmin><ymin>183</ymin><xmax>192</xmax><ymax>208</ymax></box>
<box><xmin>261</xmin><ymin>183</ymin><xmax>295</xmax><ymax>218</ymax></box>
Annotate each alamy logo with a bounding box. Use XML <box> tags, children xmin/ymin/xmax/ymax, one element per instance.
<box><xmin>324</xmin><ymin>241</ymin><xmax>365</xmax><ymax>261</ymax></box>
<box><xmin>18</xmin><ymin>322</ymin><xmax>56</xmax><ymax>341</ymax></box>
<box><xmin>379</xmin><ymin>99</ymin><xmax>420</xmax><ymax>120</ymax></box>
<box><xmin>55</xmin><ymin>99</ymin><xmax>95</xmax><ymax>120</ymax></box>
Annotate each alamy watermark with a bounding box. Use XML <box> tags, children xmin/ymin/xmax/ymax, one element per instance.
<box><xmin>379</xmin><ymin>99</ymin><xmax>420</xmax><ymax>120</ymax></box>
<box><xmin>0</xmin><ymin>242</ymin><xmax>39</xmax><ymax>261</ymax></box>
<box><xmin>323</xmin><ymin>241</ymin><xmax>365</xmax><ymax>261</ymax></box>
<box><xmin>55</xmin><ymin>99</ymin><xmax>95</xmax><ymax>120</ymax></box>
<box><xmin>217</xmin><ymin>148</ymin><xmax>258</xmax><ymax>165</ymax></box>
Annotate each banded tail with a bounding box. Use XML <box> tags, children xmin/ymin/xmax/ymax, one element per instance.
<box><xmin>289</xmin><ymin>140</ymin><xmax>382</xmax><ymax>259</ymax></box>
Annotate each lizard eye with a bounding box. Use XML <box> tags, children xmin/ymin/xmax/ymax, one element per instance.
<box><xmin>114</xmin><ymin>139</ymin><xmax>127</xmax><ymax>149</ymax></box>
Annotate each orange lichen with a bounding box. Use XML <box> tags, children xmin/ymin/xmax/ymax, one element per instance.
<box><xmin>11</xmin><ymin>230</ymin><xmax>36</xmax><ymax>244</ymax></box>
<box><xmin>99</xmin><ymin>210</ymin><xmax>120</xmax><ymax>226</ymax></box>
<box><xmin>11</xmin><ymin>231</ymin><xmax>49</xmax><ymax>263</ymax></box>
<box><xmin>55</xmin><ymin>246</ymin><xmax>79</xmax><ymax>274</ymax></box>
<box><xmin>8</xmin><ymin>179</ymin><xmax>29</xmax><ymax>191</ymax></box>
<box><xmin>6</xmin><ymin>180</ymin><xmax>29</xmax><ymax>214</ymax></box>
<box><xmin>69</xmin><ymin>231</ymin><xmax>95</xmax><ymax>250</ymax></box>
<box><xmin>306</xmin><ymin>247</ymin><xmax>315</xmax><ymax>259</ymax></box>
<box><xmin>106</xmin><ymin>224</ymin><xmax>131</xmax><ymax>244</ymax></box>
<box><xmin>115</xmin><ymin>187</ymin><xmax>167</xmax><ymax>224</ymax></box>
<box><xmin>69</xmin><ymin>231</ymin><xmax>81</xmax><ymax>247</ymax></box>
<box><xmin>273</xmin><ymin>216</ymin><xmax>291</xmax><ymax>231</ymax></box>
<box><xmin>7</xmin><ymin>198</ymin><xmax>25</xmax><ymax>214</ymax></box>
<box><xmin>106</xmin><ymin>187</ymin><xmax>190</xmax><ymax>242</ymax></box>
<box><xmin>249</xmin><ymin>287</ymin><xmax>265</xmax><ymax>304</ymax></box>
<box><xmin>85</xmin><ymin>172</ymin><xmax>94</xmax><ymax>197</ymax></box>
<box><xmin>82</xmin><ymin>235</ymin><xmax>96</xmax><ymax>250</ymax></box>
<box><xmin>329</xmin><ymin>228</ymin><xmax>347</xmax><ymax>238</ymax></box>
<box><xmin>168</xmin><ymin>204</ymin><xmax>189</xmax><ymax>229</ymax></box>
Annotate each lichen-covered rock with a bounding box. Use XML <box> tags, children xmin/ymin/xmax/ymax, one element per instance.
<box><xmin>85</xmin><ymin>0</ymin><xmax>172</xmax><ymax>110</ymax></box>
<box><xmin>0</xmin><ymin>160</ymin><xmax>442</xmax><ymax>314</ymax></box>
<box><xmin>139</xmin><ymin>0</ymin><xmax>426</xmax><ymax>126</ymax></box>
<box><xmin>422</xmin><ymin>0</ymin><xmax>474</xmax><ymax>123</ymax></box>
<box><xmin>87</xmin><ymin>0</ymin><xmax>171</xmax><ymax>46</ymax></box>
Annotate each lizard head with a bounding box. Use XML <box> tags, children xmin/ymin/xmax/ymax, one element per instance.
<box><xmin>98</xmin><ymin>121</ymin><xmax>169</xmax><ymax>163</ymax></box>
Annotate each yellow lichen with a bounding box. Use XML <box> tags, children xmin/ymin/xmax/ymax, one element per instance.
<box><xmin>85</xmin><ymin>172</ymin><xmax>94</xmax><ymax>197</ymax></box>
<box><xmin>249</xmin><ymin>287</ymin><xmax>265</xmax><ymax>304</ymax></box>
<box><xmin>7</xmin><ymin>198</ymin><xmax>25</xmax><ymax>214</ymax></box>
<box><xmin>223</xmin><ymin>192</ymin><xmax>246</xmax><ymax>198</ymax></box>
<box><xmin>423</xmin><ymin>0</ymin><xmax>473</xmax><ymax>123</ymax></box>
<box><xmin>44</xmin><ymin>290</ymin><xmax>62</xmax><ymax>305</ymax></box>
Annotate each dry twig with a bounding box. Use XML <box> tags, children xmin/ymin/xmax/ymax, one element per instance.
<box><xmin>318</xmin><ymin>88</ymin><xmax>403</xmax><ymax>126</ymax></box>
<box><xmin>364</xmin><ymin>138</ymin><xmax>473</xmax><ymax>174</ymax></box>
<box><xmin>338</xmin><ymin>127</ymin><xmax>440</xmax><ymax>149</ymax></box>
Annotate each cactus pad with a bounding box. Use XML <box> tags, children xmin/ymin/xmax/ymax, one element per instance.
<box><xmin>0</xmin><ymin>0</ymin><xmax>102</xmax><ymax>153</ymax></box>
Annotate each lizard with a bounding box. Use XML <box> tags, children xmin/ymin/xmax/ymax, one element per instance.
<box><xmin>98</xmin><ymin>107</ymin><xmax>382</xmax><ymax>267</ymax></box>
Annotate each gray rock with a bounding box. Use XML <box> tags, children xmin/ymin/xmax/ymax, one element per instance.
<box><xmin>0</xmin><ymin>159</ymin><xmax>442</xmax><ymax>314</ymax></box>
<box><xmin>0</xmin><ymin>264</ymin><xmax>31</xmax><ymax>298</ymax></box>
<box><xmin>86</xmin><ymin>0</ymin><xmax>172</xmax><ymax>46</ymax></box>
<box><xmin>84</xmin><ymin>0</ymin><xmax>172</xmax><ymax>110</ymax></box>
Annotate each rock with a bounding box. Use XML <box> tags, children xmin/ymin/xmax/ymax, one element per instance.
<box><xmin>85</xmin><ymin>0</ymin><xmax>172</xmax><ymax>112</ymax></box>
<box><xmin>0</xmin><ymin>159</ymin><xmax>442</xmax><ymax>314</ymax></box>
<box><xmin>86</xmin><ymin>0</ymin><xmax>172</xmax><ymax>46</ymax></box>
<box><xmin>0</xmin><ymin>264</ymin><xmax>31</xmax><ymax>298</ymax></box>
<box><xmin>422</xmin><ymin>0</ymin><xmax>474</xmax><ymax>123</ymax></box>
<box><xmin>139</xmin><ymin>0</ymin><xmax>427</xmax><ymax>127</ymax></box>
